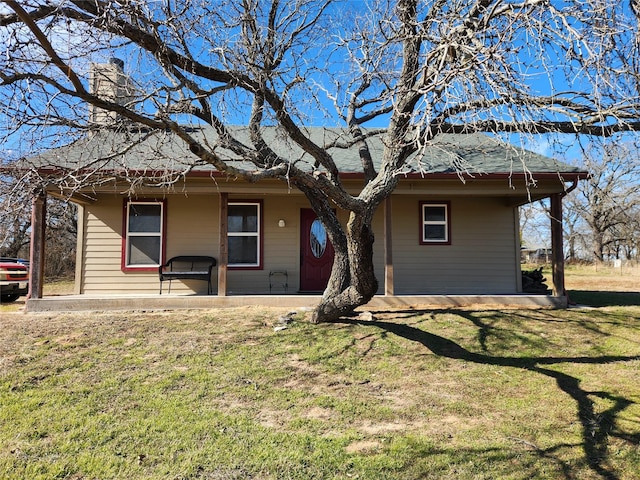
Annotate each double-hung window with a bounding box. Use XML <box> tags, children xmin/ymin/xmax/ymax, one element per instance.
<box><xmin>124</xmin><ymin>201</ymin><xmax>164</xmax><ymax>269</ymax></box>
<box><xmin>228</xmin><ymin>201</ymin><xmax>262</xmax><ymax>268</ymax></box>
<box><xmin>419</xmin><ymin>201</ymin><xmax>450</xmax><ymax>245</ymax></box>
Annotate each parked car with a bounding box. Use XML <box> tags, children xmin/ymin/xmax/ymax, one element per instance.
<box><xmin>0</xmin><ymin>259</ymin><xmax>29</xmax><ymax>303</ymax></box>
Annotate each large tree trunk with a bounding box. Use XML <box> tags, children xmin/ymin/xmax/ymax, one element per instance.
<box><xmin>592</xmin><ymin>231</ymin><xmax>605</xmax><ymax>263</ymax></box>
<box><xmin>311</xmin><ymin>211</ymin><xmax>379</xmax><ymax>323</ymax></box>
<box><xmin>295</xmin><ymin>181</ymin><xmax>380</xmax><ymax>323</ymax></box>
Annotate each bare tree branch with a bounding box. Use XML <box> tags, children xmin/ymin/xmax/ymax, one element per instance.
<box><xmin>3</xmin><ymin>0</ymin><xmax>640</xmax><ymax>321</ymax></box>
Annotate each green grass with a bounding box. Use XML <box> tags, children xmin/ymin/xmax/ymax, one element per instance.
<box><xmin>1</xmin><ymin>305</ymin><xmax>639</xmax><ymax>479</ymax></box>
<box><xmin>568</xmin><ymin>290</ymin><xmax>640</xmax><ymax>307</ymax></box>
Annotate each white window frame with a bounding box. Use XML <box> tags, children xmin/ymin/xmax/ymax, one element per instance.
<box><xmin>420</xmin><ymin>202</ymin><xmax>450</xmax><ymax>245</ymax></box>
<box><xmin>125</xmin><ymin>201</ymin><xmax>164</xmax><ymax>269</ymax></box>
<box><xmin>228</xmin><ymin>201</ymin><xmax>262</xmax><ymax>268</ymax></box>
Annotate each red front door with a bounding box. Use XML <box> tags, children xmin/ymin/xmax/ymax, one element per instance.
<box><xmin>300</xmin><ymin>209</ymin><xmax>334</xmax><ymax>292</ymax></box>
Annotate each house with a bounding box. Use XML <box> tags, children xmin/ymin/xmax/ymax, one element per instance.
<box><xmin>521</xmin><ymin>247</ymin><xmax>553</xmax><ymax>264</ymax></box>
<box><xmin>17</xmin><ymin>62</ymin><xmax>586</xmax><ymax>311</ymax></box>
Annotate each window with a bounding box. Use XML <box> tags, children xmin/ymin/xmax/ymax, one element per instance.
<box><xmin>228</xmin><ymin>201</ymin><xmax>262</xmax><ymax>268</ymax></box>
<box><xmin>419</xmin><ymin>201</ymin><xmax>450</xmax><ymax>245</ymax></box>
<box><xmin>123</xmin><ymin>201</ymin><xmax>165</xmax><ymax>270</ymax></box>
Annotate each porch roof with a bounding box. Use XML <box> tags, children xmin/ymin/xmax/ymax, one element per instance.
<box><xmin>18</xmin><ymin>126</ymin><xmax>585</xmax><ymax>179</ymax></box>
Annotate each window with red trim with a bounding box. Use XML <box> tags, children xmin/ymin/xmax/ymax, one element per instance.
<box><xmin>228</xmin><ymin>201</ymin><xmax>262</xmax><ymax>268</ymax></box>
<box><xmin>123</xmin><ymin>201</ymin><xmax>165</xmax><ymax>270</ymax></box>
<box><xmin>419</xmin><ymin>201</ymin><xmax>451</xmax><ymax>245</ymax></box>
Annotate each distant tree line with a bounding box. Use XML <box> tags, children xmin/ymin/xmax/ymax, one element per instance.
<box><xmin>0</xmin><ymin>174</ymin><xmax>76</xmax><ymax>278</ymax></box>
<box><xmin>521</xmin><ymin>141</ymin><xmax>640</xmax><ymax>264</ymax></box>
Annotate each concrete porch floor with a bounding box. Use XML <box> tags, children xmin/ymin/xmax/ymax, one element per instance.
<box><xmin>25</xmin><ymin>293</ymin><xmax>568</xmax><ymax>312</ymax></box>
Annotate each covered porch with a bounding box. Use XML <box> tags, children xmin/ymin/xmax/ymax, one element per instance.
<box><xmin>26</xmin><ymin>184</ymin><xmax>572</xmax><ymax>311</ymax></box>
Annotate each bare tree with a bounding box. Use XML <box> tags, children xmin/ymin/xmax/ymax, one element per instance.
<box><xmin>566</xmin><ymin>142</ymin><xmax>640</xmax><ymax>263</ymax></box>
<box><xmin>562</xmin><ymin>196</ymin><xmax>591</xmax><ymax>262</ymax></box>
<box><xmin>1</xmin><ymin>171</ymin><xmax>77</xmax><ymax>277</ymax></box>
<box><xmin>519</xmin><ymin>201</ymin><xmax>550</xmax><ymax>249</ymax></box>
<box><xmin>2</xmin><ymin>1</ymin><xmax>640</xmax><ymax>322</ymax></box>
<box><xmin>0</xmin><ymin>158</ymin><xmax>36</xmax><ymax>260</ymax></box>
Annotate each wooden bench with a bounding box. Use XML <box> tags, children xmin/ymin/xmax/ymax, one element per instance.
<box><xmin>158</xmin><ymin>256</ymin><xmax>217</xmax><ymax>294</ymax></box>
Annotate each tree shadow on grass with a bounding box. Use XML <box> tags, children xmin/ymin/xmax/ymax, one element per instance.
<box><xmin>339</xmin><ymin>315</ymin><xmax>640</xmax><ymax>480</ymax></box>
<box><xmin>569</xmin><ymin>290</ymin><xmax>640</xmax><ymax>307</ymax></box>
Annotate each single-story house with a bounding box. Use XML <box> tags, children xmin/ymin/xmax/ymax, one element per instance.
<box><xmin>16</xmin><ymin>62</ymin><xmax>586</xmax><ymax>311</ymax></box>
<box><xmin>19</xmin><ymin>126</ymin><xmax>586</xmax><ymax>311</ymax></box>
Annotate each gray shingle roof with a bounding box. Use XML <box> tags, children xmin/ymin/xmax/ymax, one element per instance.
<box><xmin>23</xmin><ymin>125</ymin><xmax>583</xmax><ymax>177</ymax></box>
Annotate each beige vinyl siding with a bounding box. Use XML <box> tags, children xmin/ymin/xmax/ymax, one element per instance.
<box><xmin>79</xmin><ymin>190</ymin><xmax>520</xmax><ymax>296</ymax></box>
<box><xmin>162</xmin><ymin>195</ymin><xmax>218</xmax><ymax>294</ymax></box>
<box><xmin>224</xmin><ymin>197</ymin><xmax>355</xmax><ymax>294</ymax></box>
<box><xmin>166</xmin><ymin>195</ymin><xmax>218</xmax><ymax>258</ymax></box>
<box><xmin>390</xmin><ymin>196</ymin><xmax>519</xmax><ymax>294</ymax></box>
<box><xmin>81</xmin><ymin>193</ymin><xmax>312</xmax><ymax>295</ymax></box>
<box><xmin>81</xmin><ymin>194</ymin><xmax>221</xmax><ymax>295</ymax></box>
<box><xmin>226</xmin><ymin>196</ymin><xmax>308</xmax><ymax>294</ymax></box>
<box><xmin>81</xmin><ymin>195</ymin><xmax>156</xmax><ymax>294</ymax></box>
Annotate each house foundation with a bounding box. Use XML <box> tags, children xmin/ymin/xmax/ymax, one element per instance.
<box><xmin>25</xmin><ymin>293</ymin><xmax>567</xmax><ymax>313</ymax></box>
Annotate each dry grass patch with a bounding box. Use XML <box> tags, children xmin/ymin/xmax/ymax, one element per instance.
<box><xmin>1</xmin><ymin>305</ymin><xmax>639</xmax><ymax>479</ymax></box>
<box><xmin>565</xmin><ymin>264</ymin><xmax>640</xmax><ymax>292</ymax></box>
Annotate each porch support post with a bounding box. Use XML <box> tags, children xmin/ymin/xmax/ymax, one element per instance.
<box><xmin>384</xmin><ymin>195</ymin><xmax>394</xmax><ymax>296</ymax></box>
<box><xmin>28</xmin><ymin>189</ymin><xmax>47</xmax><ymax>299</ymax></box>
<box><xmin>218</xmin><ymin>192</ymin><xmax>228</xmax><ymax>296</ymax></box>
<box><xmin>550</xmin><ymin>193</ymin><xmax>565</xmax><ymax>297</ymax></box>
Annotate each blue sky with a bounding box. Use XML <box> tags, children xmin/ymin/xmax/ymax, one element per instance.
<box><xmin>1</xmin><ymin>1</ymin><xmax>636</xmax><ymax>171</ymax></box>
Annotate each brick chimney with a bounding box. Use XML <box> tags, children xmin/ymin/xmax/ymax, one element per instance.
<box><xmin>89</xmin><ymin>58</ymin><xmax>135</xmax><ymax>125</ymax></box>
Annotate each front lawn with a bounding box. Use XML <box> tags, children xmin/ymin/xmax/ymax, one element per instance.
<box><xmin>1</xmin><ymin>304</ymin><xmax>638</xmax><ymax>479</ymax></box>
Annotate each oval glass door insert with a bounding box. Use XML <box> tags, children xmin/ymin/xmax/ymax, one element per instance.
<box><xmin>310</xmin><ymin>219</ymin><xmax>327</xmax><ymax>258</ymax></box>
